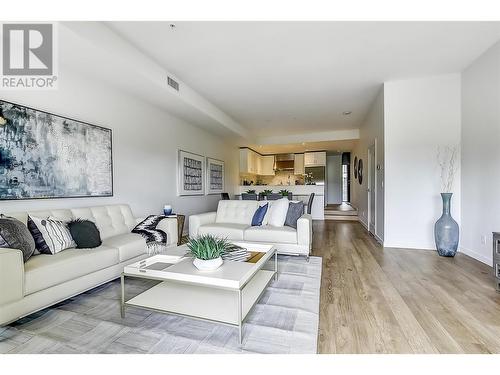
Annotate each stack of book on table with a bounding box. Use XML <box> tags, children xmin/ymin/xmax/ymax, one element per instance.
<box><xmin>222</xmin><ymin>248</ymin><xmax>251</xmax><ymax>262</ymax></box>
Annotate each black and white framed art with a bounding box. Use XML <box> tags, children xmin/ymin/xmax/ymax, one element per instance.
<box><xmin>206</xmin><ymin>158</ymin><xmax>224</xmax><ymax>195</ymax></box>
<box><xmin>178</xmin><ymin>150</ymin><xmax>205</xmax><ymax>196</ymax></box>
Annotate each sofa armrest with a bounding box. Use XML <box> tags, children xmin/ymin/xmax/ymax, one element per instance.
<box><xmin>0</xmin><ymin>248</ymin><xmax>24</xmax><ymax>305</ymax></box>
<box><xmin>189</xmin><ymin>212</ymin><xmax>217</xmax><ymax>238</ymax></box>
<box><xmin>135</xmin><ymin>217</ymin><xmax>178</xmax><ymax>246</ymax></box>
<box><xmin>297</xmin><ymin>214</ymin><xmax>312</xmax><ymax>253</ymax></box>
<box><xmin>156</xmin><ymin>218</ymin><xmax>178</xmax><ymax>246</ymax></box>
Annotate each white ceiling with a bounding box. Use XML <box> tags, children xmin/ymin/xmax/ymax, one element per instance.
<box><xmin>109</xmin><ymin>21</ymin><xmax>500</xmax><ymax>138</ymax></box>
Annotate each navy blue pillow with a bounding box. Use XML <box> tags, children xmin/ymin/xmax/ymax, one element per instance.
<box><xmin>251</xmin><ymin>204</ymin><xmax>268</xmax><ymax>226</ymax></box>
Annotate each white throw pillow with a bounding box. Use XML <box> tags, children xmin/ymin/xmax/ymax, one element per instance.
<box><xmin>266</xmin><ymin>198</ymin><xmax>290</xmax><ymax>227</ymax></box>
<box><xmin>29</xmin><ymin>215</ymin><xmax>76</xmax><ymax>254</ymax></box>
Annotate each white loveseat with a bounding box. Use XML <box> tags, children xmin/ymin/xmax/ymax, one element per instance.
<box><xmin>0</xmin><ymin>204</ymin><xmax>177</xmax><ymax>326</ymax></box>
<box><xmin>189</xmin><ymin>200</ymin><xmax>312</xmax><ymax>257</ymax></box>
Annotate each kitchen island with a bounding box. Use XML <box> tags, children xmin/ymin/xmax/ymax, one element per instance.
<box><xmin>235</xmin><ymin>185</ymin><xmax>324</xmax><ymax>220</ymax></box>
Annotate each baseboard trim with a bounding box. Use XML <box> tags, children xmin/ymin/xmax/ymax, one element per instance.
<box><xmin>374</xmin><ymin>234</ymin><xmax>384</xmax><ymax>245</ymax></box>
<box><xmin>359</xmin><ymin>218</ymin><xmax>368</xmax><ymax>229</ymax></box>
<box><xmin>459</xmin><ymin>246</ymin><xmax>491</xmax><ymax>266</ymax></box>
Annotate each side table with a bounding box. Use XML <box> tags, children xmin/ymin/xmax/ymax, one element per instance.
<box><xmin>494</xmin><ymin>232</ymin><xmax>500</xmax><ymax>292</ymax></box>
<box><xmin>176</xmin><ymin>214</ymin><xmax>185</xmax><ymax>245</ymax></box>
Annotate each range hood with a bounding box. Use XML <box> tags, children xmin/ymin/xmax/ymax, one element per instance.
<box><xmin>273</xmin><ymin>153</ymin><xmax>295</xmax><ymax>171</ymax></box>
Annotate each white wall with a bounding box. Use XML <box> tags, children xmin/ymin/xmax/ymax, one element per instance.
<box><xmin>326</xmin><ymin>155</ymin><xmax>342</xmax><ymax>204</ymax></box>
<box><xmin>461</xmin><ymin>41</ymin><xmax>500</xmax><ymax>265</ymax></box>
<box><xmin>0</xmin><ymin>67</ymin><xmax>239</xmax><ymax>229</ymax></box>
<box><xmin>384</xmin><ymin>74</ymin><xmax>461</xmax><ymax>249</ymax></box>
<box><xmin>352</xmin><ymin>88</ymin><xmax>385</xmax><ymax>242</ymax></box>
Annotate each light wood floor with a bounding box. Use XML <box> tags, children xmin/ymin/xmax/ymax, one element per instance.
<box><xmin>313</xmin><ymin>220</ymin><xmax>500</xmax><ymax>354</ymax></box>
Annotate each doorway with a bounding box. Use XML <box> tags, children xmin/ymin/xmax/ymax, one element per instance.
<box><xmin>326</xmin><ymin>154</ymin><xmax>342</xmax><ymax>205</ymax></box>
<box><xmin>367</xmin><ymin>143</ymin><xmax>376</xmax><ymax>235</ymax></box>
<box><xmin>341</xmin><ymin>152</ymin><xmax>350</xmax><ymax>202</ymax></box>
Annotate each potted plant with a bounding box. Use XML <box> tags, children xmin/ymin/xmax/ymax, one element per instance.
<box><xmin>246</xmin><ymin>189</ymin><xmax>256</xmax><ymax>194</ymax></box>
<box><xmin>187</xmin><ymin>235</ymin><xmax>235</xmax><ymax>271</ymax></box>
<box><xmin>259</xmin><ymin>189</ymin><xmax>273</xmax><ymax>199</ymax></box>
<box><xmin>279</xmin><ymin>189</ymin><xmax>291</xmax><ymax>197</ymax></box>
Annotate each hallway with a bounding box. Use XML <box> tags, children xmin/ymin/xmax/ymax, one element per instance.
<box><xmin>313</xmin><ymin>220</ymin><xmax>500</xmax><ymax>353</ymax></box>
<box><xmin>324</xmin><ymin>203</ymin><xmax>358</xmax><ymax>221</ymax></box>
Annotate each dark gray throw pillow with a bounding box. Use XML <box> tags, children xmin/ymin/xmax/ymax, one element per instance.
<box><xmin>284</xmin><ymin>202</ymin><xmax>305</xmax><ymax>229</ymax></box>
<box><xmin>67</xmin><ymin>219</ymin><xmax>102</xmax><ymax>249</ymax></box>
<box><xmin>0</xmin><ymin>214</ymin><xmax>35</xmax><ymax>262</ymax></box>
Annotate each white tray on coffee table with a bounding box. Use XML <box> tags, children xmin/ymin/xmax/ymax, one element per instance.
<box><xmin>121</xmin><ymin>242</ymin><xmax>277</xmax><ymax>344</ymax></box>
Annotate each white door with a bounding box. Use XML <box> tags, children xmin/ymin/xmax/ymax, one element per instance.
<box><xmin>368</xmin><ymin>144</ymin><xmax>376</xmax><ymax>235</ymax></box>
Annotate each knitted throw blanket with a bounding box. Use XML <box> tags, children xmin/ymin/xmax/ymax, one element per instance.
<box><xmin>132</xmin><ymin>215</ymin><xmax>168</xmax><ymax>254</ymax></box>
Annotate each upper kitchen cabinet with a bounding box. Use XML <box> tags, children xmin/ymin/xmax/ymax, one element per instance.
<box><xmin>239</xmin><ymin>148</ymin><xmax>275</xmax><ymax>175</ymax></box>
<box><xmin>260</xmin><ymin>155</ymin><xmax>275</xmax><ymax>175</ymax></box>
<box><xmin>304</xmin><ymin>151</ymin><xmax>326</xmax><ymax>167</ymax></box>
<box><xmin>294</xmin><ymin>153</ymin><xmax>305</xmax><ymax>175</ymax></box>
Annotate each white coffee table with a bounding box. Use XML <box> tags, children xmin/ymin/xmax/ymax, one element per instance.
<box><xmin>121</xmin><ymin>242</ymin><xmax>277</xmax><ymax>344</ymax></box>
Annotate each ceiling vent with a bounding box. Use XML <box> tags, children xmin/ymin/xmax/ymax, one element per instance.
<box><xmin>167</xmin><ymin>76</ymin><xmax>179</xmax><ymax>91</ymax></box>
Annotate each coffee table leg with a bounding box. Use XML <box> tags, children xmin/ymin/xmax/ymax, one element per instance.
<box><xmin>274</xmin><ymin>251</ymin><xmax>278</xmax><ymax>281</ymax></box>
<box><xmin>120</xmin><ymin>274</ymin><xmax>125</xmax><ymax>318</ymax></box>
<box><xmin>238</xmin><ymin>289</ymin><xmax>242</xmax><ymax>345</ymax></box>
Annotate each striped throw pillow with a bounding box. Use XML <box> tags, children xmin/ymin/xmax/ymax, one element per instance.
<box><xmin>27</xmin><ymin>215</ymin><xmax>76</xmax><ymax>255</ymax></box>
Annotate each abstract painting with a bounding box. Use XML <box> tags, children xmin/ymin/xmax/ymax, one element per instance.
<box><xmin>206</xmin><ymin>157</ymin><xmax>224</xmax><ymax>195</ymax></box>
<box><xmin>178</xmin><ymin>150</ymin><xmax>205</xmax><ymax>196</ymax></box>
<box><xmin>0</xmin><ymin>100</ymin><xmax>113</xmax><ymax>200</ymax></box>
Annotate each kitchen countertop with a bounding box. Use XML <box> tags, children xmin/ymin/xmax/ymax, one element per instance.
<box><xmin>236</xmin><ymin>185</ymin><xmax>324</xmax><ymax>196</ymax></box>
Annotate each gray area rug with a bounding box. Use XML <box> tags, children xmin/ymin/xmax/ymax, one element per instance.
<box><xmin>0</xmin><ymin>255</ymin><xmax>322</xmax><ymax>354</ymax></box>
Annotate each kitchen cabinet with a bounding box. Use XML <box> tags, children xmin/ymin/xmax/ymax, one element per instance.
<box><xmin>249</xmin><ymin>150</ymin><xmax>259</xmax><ymax>174</ymax></box>
<box><xmin>239</xmin><ymin>148</ymin><xmax>275</xmax><ymax>175</ymax></box>
<box><xmin>240</xmin><ymin>148</ymin><xmax>257</xmax><ymax>174</ymax></box>
<box><xmin>260</xmin><ymin>155</ymin><xmax>275</xmax><ymax>175</ymax></box>
<box><xmin>304</xmin><ymin>151</ymin><xmax>326</xmax><ymax>167</ymax></box>
<box><xmin>294</xmin><ymin>153</ymin><xmax>305</xmax><ymax>174</ymax></box>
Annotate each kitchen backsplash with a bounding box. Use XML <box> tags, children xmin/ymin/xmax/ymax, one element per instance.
<box><xmin>240</xmin><ymin>171</ymin><xmax>305</xmax><ymax>186</ymax></box>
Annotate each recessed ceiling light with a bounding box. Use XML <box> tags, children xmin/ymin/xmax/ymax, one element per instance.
<box><xmin>342</xmin><ymin>111</ymin><xmax>352</xmax><ymax>115</ymax></box>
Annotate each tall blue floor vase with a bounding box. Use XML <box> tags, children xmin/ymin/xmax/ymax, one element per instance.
<box><xmin>434</xmin><ymin>193</ymin><xmax>459</xmax><ymax>257</ymax></box>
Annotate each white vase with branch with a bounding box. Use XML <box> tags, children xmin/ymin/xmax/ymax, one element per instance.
<box><xmin>434</xmin><ymin>144</ymin><xmax>460</xmax><ymax>257</ymax></box>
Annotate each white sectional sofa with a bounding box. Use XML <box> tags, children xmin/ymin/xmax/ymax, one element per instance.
<box><xmin>189</xmin><ymin>200</ymin><xmax>312</xmax><ymax>257</ymax></box>
<box><xmin>0</xmin><ymin>204</ymin><xmax>177</xmax><ymax>326</ymax></box>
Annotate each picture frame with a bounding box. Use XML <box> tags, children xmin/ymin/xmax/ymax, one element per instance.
<box><xmin>206</xmin><ymin>157</ymin><xmax>225</xmax><ymax>195</ymax></box>
<box><xmin>178</xmin><ymin>150</ymin><xmax>205</xmax><ymax>196</ymax></box>
<box><xmin>0</xmin><ymin>99</ymin><xmax>113</xmax><ymax>200</ymax></box>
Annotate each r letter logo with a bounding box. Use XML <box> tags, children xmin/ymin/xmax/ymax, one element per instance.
<box><xmin>1</xmin><ymin>23</ymin><xmax>58</xmax><ymax>89</ymax></box>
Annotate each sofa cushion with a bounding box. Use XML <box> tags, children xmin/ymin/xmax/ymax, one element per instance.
<box><xmin>70</xmin><ymin>205</ymin><xmax>136</xmax><ymax>240</ymax></box>
<box><xmin>215</xmin><ymin>200</ymin><xmax>258</xmax><ymax>225</ymax></box>
<box><xmin>27</xmin><ymin>215</ymin><xmax>76</xmax><ymax>255</ymax></box>
<box><xmin>266</xmin><ymin>198</ymin><xmax>289</xmax><ymax>227</ymax></box>
<box><xmin>284</xmin><ymin>201</ymin><xmax>305</xmax><ymax>229</ymax></box>
<box><xmin>24</xmin><ymin>246</ymin><xmax>119</xmax><ymax>295</ymax></box>
<box><xmin>103</xmin><ymin>233</ymin><xmax>146</xmax><ymax>262</ymax></box>
<box><xmin>251</xmin><ymin>203</ymin><xmax>268</xmax><ymax>226</ymax></box>
<box><xmin>68</xmin><ymin>219</ymin><xmax>102</xmax><ymax>249</ymax></box>
<box><xmin>0</xmin><ymin>215</ymin><xmax>35</xmax><ymax>262</ymax></box>
<box><xmin>244</xmin><ymin>225</ymin><xmax>298</xmax><ymax>244</ymax></box>
<box><xmin>198</xmin><ymin>223</ymin><xmax>248</xmax><ymax>241</ymax></box>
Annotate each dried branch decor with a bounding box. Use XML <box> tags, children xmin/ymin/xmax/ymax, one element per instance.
<box><xmin>437</xmin><ymin>145</ymin><xmax>459</xmax><ymax>193</ymax></box>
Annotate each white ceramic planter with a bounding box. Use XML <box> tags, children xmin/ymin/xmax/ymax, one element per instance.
<box><xmin>193</xmin><ymin>257</ymin><xmax>223</xmax><ymax>271</ymax></box>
